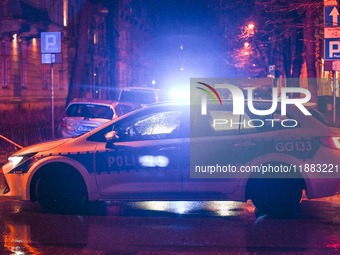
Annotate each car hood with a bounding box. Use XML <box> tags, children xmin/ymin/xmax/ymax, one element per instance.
<box><xmin>11</xmin><ymin>138</ymin><xmax>71</xmax><ymax>156</ymax></box>
<box><xmin>325</xmin><ymin>127</ymin><xmax>340</xmax><ymax>135</ymax></box>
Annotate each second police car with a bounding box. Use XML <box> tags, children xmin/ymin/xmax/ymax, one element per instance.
<box><xmin>2</xmin><ymin>100</ymin><xmax>340</xmax><ymax>215</ymax></box>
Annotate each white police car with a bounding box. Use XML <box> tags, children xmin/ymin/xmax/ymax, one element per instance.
<box><xmin>2</xmin><ymin>101</ymin><xmax>340</xmax><ymax>214</ymax></box>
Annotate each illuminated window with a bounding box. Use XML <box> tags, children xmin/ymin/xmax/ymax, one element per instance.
<box><xmin>63</xmin><ymin>0</ymin><xmax>68</xmax><ymax>26</ymax></box>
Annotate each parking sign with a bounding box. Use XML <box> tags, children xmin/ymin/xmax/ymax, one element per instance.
<box><xmin>41</xmin><ymin>32</ymin><xmax>61</xmax><ymax>53</ymax></box>
<box><xmin>325</xmin><ymin>38</ymin><xmax>340</xmax><ymax>60</ymax></box>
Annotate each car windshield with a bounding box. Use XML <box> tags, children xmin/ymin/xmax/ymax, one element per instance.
<box><xmin>66</xmin><ymin>104</ymin><xmax>114</xmax><ymax>119</ymax></box>
<box><xmin>309</xmin><ymin>109</ymin><xmax>338</xmax><ymax>127</ymax></box>
<box><xmin>120</xmin><ymin>89</ymin><xmax>156</xmax><ymax>104</ymax></box>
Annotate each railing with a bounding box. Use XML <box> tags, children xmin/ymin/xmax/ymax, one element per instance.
<box><xmin>0</xmin><ymin>123</ymin><xmax>59</xmax><ymax>157</ymax></box>
<box><xmin>0</xmin><ymin>135</ymin><xmax>23</xmax><ymax>150</ymax></box>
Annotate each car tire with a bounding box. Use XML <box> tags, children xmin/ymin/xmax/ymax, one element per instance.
<box><xmin>35</xmin><ymin>166</ymin><xmax>87</xmax><ymax>214</ymax></box>
<box><xmin>248</xmin><ymin>178</ymin><xmax>303</xmax><ymax>217</ymax></box>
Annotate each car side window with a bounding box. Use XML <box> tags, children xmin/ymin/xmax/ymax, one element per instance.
<box><xmin>116</xmin><ymin>111</ymin><xmax>183</xmax><ymax>141</ymax></box>
<box><xmin>191</xmin><ymin>109</ymin><xmax>240</xmax><ymax>137</ymax></box>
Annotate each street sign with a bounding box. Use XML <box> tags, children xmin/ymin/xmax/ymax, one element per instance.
<box><xmin>325</xmin><ymin>27</ymin><xmax>340</xmax><ymax>38</ymax></box>
<box><xmin>41</xmin><ymin>32</ymin><xmax>61</xmax><ymax>53</ymax></box>
<box><xmin>267</xmin><ymin>65</ymin><xmax>275</xmax><ymax>78</ymax></box>
<box><xmin>41</xmin><ymin>53</ymin><xmax>62</xmax><ymax>64</ymax></box>
<box><xmin>40</xmin><ymin>32</ymin><xmax>62</xmax><ymax>139</ymax></box>
<box><xmin>324</xmin><ymin>0</ymin><xmax>337</xmax><ymax>6</ymax></box>
<box><xmin>325</xmin><ymin>38</ymin><xmax>340</xmax><ymax>60</ymax></box>
<box><xmin>325</xmin><ymin>6</ymin><xmax>340</xmax><ymax>27</ymax></box>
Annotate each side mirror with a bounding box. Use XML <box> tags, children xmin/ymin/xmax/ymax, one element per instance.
<box><xmin>104</xmin><ymin>131</ymin><xmax>118</xmax><ymax>142</ymax></box>
<box><xmin>105</xmin><ymin>131</ymin><xmax>119</xmax><ymax>149</ymax></box>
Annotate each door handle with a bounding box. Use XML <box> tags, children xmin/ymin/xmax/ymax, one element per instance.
<box><xmin>234</xmin><ymin>142</ymin><xmax>256</xmax><ymax>147</ymax></box>
<box><xmin>159</xmin><ymin>146</ymin><xmax>180</xmax><ymax>151</ymax></box>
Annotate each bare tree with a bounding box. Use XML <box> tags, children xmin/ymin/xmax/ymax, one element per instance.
<box><xmin>67</xmin><ymin>0</ymin><xmax>98</xmax><ymax>104</ymax></box>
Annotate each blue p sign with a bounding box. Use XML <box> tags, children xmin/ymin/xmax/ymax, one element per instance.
<box><xmin>41</xmin><ymin>32</ymin><xmax>61</xmax><ymax>53</ymax></box>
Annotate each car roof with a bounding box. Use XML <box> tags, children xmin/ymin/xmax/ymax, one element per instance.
<box><xmin>120</xmin><ymin>87</ymin><xmax>161</xmax><ymax>92</ymax></box>
<box><xmin>69</xmin><ymin>98</ymin><xmax>118</xmax><ymax>106</ymax></box>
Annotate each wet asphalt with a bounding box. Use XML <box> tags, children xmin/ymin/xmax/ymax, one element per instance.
<box><xmin>0</xmin><ymin>171</ymin><xmax>339</xmax><ymax>254</ymax></box>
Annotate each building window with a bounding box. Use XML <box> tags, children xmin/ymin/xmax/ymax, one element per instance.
<box><xmin>2</xmin><ymin>58</ymin><xmax>8</xmax><ymax>86</ymax></box>
<box><xmin>21</xmin><ymin>60</ymin><xmax>27</xmax><ymax>87</ymax></box>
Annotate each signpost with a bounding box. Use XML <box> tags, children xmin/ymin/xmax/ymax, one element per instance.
<box><xmin>324</xmin><ymin>1</ymin><xmax>339</xmax><ymax>122</ymax></box>
<box><xmin>267</xmin><ymin>65</ymin><xmax>275</xmax><ymax>79</ymax></box>
<box><xmin>41</xmin><ymin>32</ymin><xmax>62</xmax><ymax>139</ymax></box>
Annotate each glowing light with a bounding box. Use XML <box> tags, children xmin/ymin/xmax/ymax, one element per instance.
<box><xmin>181</xmin><ymin>67</ymin><xmax>184</xmax><ymax>71</ymax></box>
<box><xmin>8</xmin><ymin>156</ymin><xmax>23</xmax><ymax>169</ymax></box>
<box><xmin>245</xmin><ymin>51</ymin><xmax>249</xmax><ymax>55</ymax></box>
<box><xmin>94</xmin><ymin>32</ymin><xmax>97</xmax><ymax>44</ymax></box>
<box><xmin>63</xmin><ymin>0</ymin><xmax>68</xmax><ymax>26</ymax></box>
<box><xmin>180</xmin><ymin>45</ymin><xmax>183</xmax><ymax>50</ymax></box>
<box><xmin>248</xmin><ymin>23</ymin><xmax>255</xmax><ymax>29</ymax></box>
<box><xmin>152</xmin><ymin>80</ymin><xmax>156</xmax><ymax>85</ymax></box>
<box><xmin>134</xmin><ymin>201</ymin><xmax>170</xmax><ymax>212</ymax></box>
<box><xmin>244</xmin><ymin>42</ymin><xmax>250</xmax><ymax>47</ymax></box>
<box><xmin>206</xmin><ymin>201</ymin><xmax>240</xmax><ymax>217</ymax></box>
<box><xmin>139</xmin><ymin>155</ymin><xmax>169</xmax><ymax>167</ymax></box>
<box><xmin>133</xmin><ymin>201</ymin><xmax>200</xmax><ymax>215</ymax></box>
<box><xmin>170</xmin><ymin>89</ymin><xmax>190</xmax><ymax>100</ymax></box>
<box><xmin>252</xmin><ymin>64</ymin><xmax>256</xmax><ymax>66</ymax></box>
<box><xmin>32</xmin><ymin>38</ymin><xmax>36</xmax><ymax>47</ymax></box>
<box><xmin>12</xmin><ymin>34</ymin><xmax>18</xmax><ymax>50</ymax></box>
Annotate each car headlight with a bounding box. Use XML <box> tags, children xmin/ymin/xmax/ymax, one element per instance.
<box><xmin>8</xmin><ymin>156</ymin><xmax>24</xmax><ymax>169</ymax></box>
<box><xmin>8</xmin><ymin>153</ymin><xmax>37</xmax><ymax>169</ymax></box>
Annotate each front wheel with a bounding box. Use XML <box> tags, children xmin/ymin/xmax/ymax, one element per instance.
<box><xmin>35</xmin><ymin>167</ymin><xmax>87</xmax><ymax>214</ymax></box>
<box><xmin>248</xmin><ymin>178</ymin><xmax>303</xmax><ymax>216</ymax></box>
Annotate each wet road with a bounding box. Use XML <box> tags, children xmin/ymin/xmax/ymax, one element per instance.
<box><xmin>0</xmin><ymin>176</ymin><xmax>339</xmax><ymax>254</ymax></box>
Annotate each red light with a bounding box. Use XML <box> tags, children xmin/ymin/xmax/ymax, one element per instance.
<box><xmin>317</xmin><ymin>137</ymin><xmax>340</xmax><ymax>149</ymax></box>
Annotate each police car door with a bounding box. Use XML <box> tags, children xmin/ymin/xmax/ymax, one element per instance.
<box><xmin>182</xmin><ymin>103</ymin><xmax>246</xmax><ymax>195</ymax></box>
<box><xmin>93</xmin><ymin>107</ymin><xmax>184</xmax><ymax>197</ymax></box>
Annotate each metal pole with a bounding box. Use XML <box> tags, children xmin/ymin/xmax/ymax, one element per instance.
<box><xmin>51</xmin><ymin>63</ymin><xmax>54</xmax><ymax>139</ymax></box>
<box><xmin>333</xmin><ymin>71</ymin><xmax>337</xmax><ymax>123</ymax></box>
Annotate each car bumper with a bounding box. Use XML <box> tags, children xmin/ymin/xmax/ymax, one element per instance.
<box><xmin>2</xmin><ymin>163</ymin><xmax>29</xmax><ymax>201</ymax></box>
<box><xmin>306</xmin><ymin>178</ymin><xmax>340</xmax><ymax>199</ymax></box>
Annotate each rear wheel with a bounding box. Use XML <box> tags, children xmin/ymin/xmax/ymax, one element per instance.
<box><xmin>248</xmin><ymin>178</ymin><xmax>303</xmax><ymax>216</ymax></box>
<box><xmin>35</xmin><ymin>165</ymin><xmax>87</xmax><ymax>214</ymax></box>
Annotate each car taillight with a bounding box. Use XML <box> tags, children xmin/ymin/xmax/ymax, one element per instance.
<box><xmin>61</xmin><ymin>113</ymin><xmax>67</xmax><ymax>127</ymax></box>
<box><xmin>317</xmin><ymin>136</ymin><xmax>340</xmax><ymax>149</ymax></box>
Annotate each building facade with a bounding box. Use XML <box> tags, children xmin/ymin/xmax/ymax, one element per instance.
<box><xmin>0</xmin><ymin>0</ymin><xmax>153</xmax><ymax>110</ymax></box>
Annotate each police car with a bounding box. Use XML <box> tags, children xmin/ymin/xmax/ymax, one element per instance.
<box><xmin>2</xmin><ymin>101</ymin><xmax>340</xmax><ymax>214</ymax></box>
